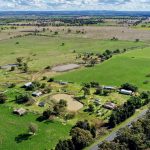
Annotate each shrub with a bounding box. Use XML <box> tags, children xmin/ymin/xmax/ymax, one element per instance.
<box><xmin>10</xmin><ymin>66</ymin><xmax>15</xmax><ymax>71</ymax></box>
<box><xmin>0</xmin><ymin>93</ymin><xmax>7</xmax><ymax>104</ymax></box>
<box><xmin>28</xmin><ymin>123</ymin><xmax>38</xmax><ymax>135</ymax></box>
<box><xmin>65</xmin><ymin>112</ymin><xmax>76</xmax><ymax>120</ymax></box>
<box><xmin>42</xmin><ymin>76</ymin><xmax>47</xmax><ymax>80</ymax></box>
<box><xmin>8</xmin><ymin>83</ymin><xmax>16</xmax><ymax>88</ymax></box>
<box><xmin>48</xmin><ymin>78</ymin><xmax>54</xmax><ymax>82</ymax></box>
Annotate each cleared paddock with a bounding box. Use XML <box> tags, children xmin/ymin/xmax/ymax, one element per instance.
<box><xmin>52</xmin><ymin>64</ymin><xmax>80</xmax><ymax>72</ymax></box>
<box><xmin>52</xmin><ymin>94</ymin><xmax>83</xmax><ymax>111</ymax></box>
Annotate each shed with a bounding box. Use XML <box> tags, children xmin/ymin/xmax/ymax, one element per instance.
<box><xmin>38</xmin><ymin>102</ymin><xmax>46</xmax><ymax>107</ymax></box>
<box><xmin>103</xmin><ymin>86</ymin><xmax>116</xmax><ymax>91</ymax></box>
<box><xmin>32</xmin><ymin>91</ymin><xmax>42</xmax><ymax>97</ymax></box>
<box><xmin>24</xmin><ymin>82</ymin><xmax>32</xmax><ymax>87</ymax></box>
<box><xmin>13</xmin><ymin>108</ymin><xmax>27</xmax><ymax>116</ymax></box>
<box><xmin>59</xmin><ymin>81</ymin><xmax>68</xmax><ymax>85</ymax></box>
<box><xmin>120</xmin><ymin>89</ymin><xmax>133</xmax><ymax>95</ymax></box>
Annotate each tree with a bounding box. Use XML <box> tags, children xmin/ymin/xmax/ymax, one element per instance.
<box><xmin>89</xmin><ymin>58</ymin><xmax>97</xmax><ymax>67</ymax></box>
<box><xmin>81</xmin><ymin>86</ymin><xmax>90</xmax><ymax>98</ymax></box>
<box><xmin>28</xmin><ymin>123</ymin><xmax>38</xmax><ymax>135</ymax></box>
<box><xmin>10</xmin><ymin>66</ymin><xmax>15</xmax><ymax>71</ymax></box>
<box><xmin>70</xmin><ymin>127</ymin><xmax>93</xmax><ymax>149</ymax></box>
<box><xmin>59</xmin><ymin>99</ymin><xmax>67</xmax><ymax>107</ymax></box>
<box><xmin>88</xmin><ymin>104</ymin><xmax>95</xmax><ymax>112</ymax></box>
<box><xmin>121</xmin><ymin>83</ymin><xmax>138</xmax><ymax>92</ymax></box>
<box><xmin>16</xmin><ymin>57</ymin><xmax>23</xmax><ymax>66</ymax></box>
<box><xmin>16</xmin><ymin>93</ymin><xmax>32</xmax><ymax>104</ymax></box>
<box><xmin>55</xmin><ymin>139</ymin><xmax>75</xmax><ymax>150</ymax></box>
<box><xmin>43</xmin><ymin>108</ymin><xmax>53</xmax><ymax>119</ymax></box>
<box><xmin>0</xmin><ymin>93</ymin><xmax>7</xmax><ymax>104</ymax></box>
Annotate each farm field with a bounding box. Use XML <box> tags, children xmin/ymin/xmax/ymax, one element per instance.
<box><xmin>0</xmin><ymin>105</ymin><xmax>71</xmax><ymax>150</ymax></box>
<box><xmin>0</xmin><ymin>21</ymin><xmax>150</xmax><ymax>150</ymax></box>
<box><xmin>0</xmin><ymin>34</ymin><xmax>146</xmax><ymax>71</ymax></box>
<box><xmin>56</xmin><ymin>47</ymin><xmax>150</xmax><ymax>90</ymax></box>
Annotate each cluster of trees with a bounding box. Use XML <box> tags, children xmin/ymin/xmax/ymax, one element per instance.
<box><xmin>121</xmin><ymin>83</ymin><xmax>138</xmax><ymax>92</ymax></box>
<box><xmin>99</xmin><ymin>109</ymin><xmax>150</xmax><ymax>150</ymax></box>
<box><xmin>109</xmin><ymin>91</ymin><xmax>150</xmax><ymax>127</ymax></box>
<box><xmin>16</xmin><ymin>57</ymin><xmax>29</xmax><ymax>73</ymax></box>
<box><xmin>50</xmin><ymin>18</ymin><xmax>104</xmax><ymax>26</ymax></box>
<box><xmin>82</xmin><ymin>53</ymin><xmax>99</xmax><ymax>67</ymax></box>
<box><xmin>55</xmin><ymin>120</ymin><xmax>96</xmax><ymax>150</ymax></box>
<box><xmin>43</xmin><ymin>99</ymin><xmax>67</xmax><ymax>119</ymax></box>
<box><xmin>15</xmin><ymin>93</ymin><xmax>34</xmax><ymax>105</ymax></box>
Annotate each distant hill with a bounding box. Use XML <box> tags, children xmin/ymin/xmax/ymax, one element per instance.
<box><xmin>0</xmin><ymin>10</ymin><xmax>150</xmax><ymax>17</ymax></box>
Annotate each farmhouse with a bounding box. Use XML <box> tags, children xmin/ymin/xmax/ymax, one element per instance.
<box><xmin>32</xmin><ymin>91</ymin><xmax>42</xmax><ymax>97</ymax></box>
<box><xmin>103</xmin><ymin>102</ymin><xmax>116</xmax><ymax>110</ymax></box>
<box><xmin>120</xmin><ymin>89</ymin><xmax>133</xmax><ymax>95</ymax></box>
<box><xmin>13</xmin><ymin>108</ymin><xmax>26</xmax><ymax>116</ymax></box>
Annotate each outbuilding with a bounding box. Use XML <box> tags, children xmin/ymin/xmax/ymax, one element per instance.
<box><xmin>24</xmin><ymin>82</ymin><xmax>32</xmax><ymax>88</ymax></box>
<box><xmin>103</xmin><ymin>86</ymin><xmax>116</xmax><ymax>91</ymax></box>
<box><xmin>13</xmin><ymin>108</ymin><xmax>27</xmax><ymax>116</ymax></box>
<box><xmin>120</xmin><ymin>89</ymin><xmax>133</xmax><ymax>95</ymax></box>
<box><xmin>32</xmin><ymin>91</ymin><xmax>42</xmax><ymax>97</ymax></box>
<box><xmin>38</xmin><ymin>102</ymin><xmax>46</xmax><ymax>107</ymax></box>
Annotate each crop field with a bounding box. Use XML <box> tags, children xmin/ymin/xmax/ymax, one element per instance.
<box><xmin>0</xmin><ymin>105</ymin><xmax>71</xmax><ymax>150</ymax></box>
<box><xmin>56</xmin><ymin>47</ymin><xmax>150</xmax><ymax>90</ymax></box>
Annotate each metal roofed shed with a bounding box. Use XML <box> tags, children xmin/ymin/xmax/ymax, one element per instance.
<box><xmin>32</xmin><ymin>91</ymin><xmax>42</xmax><ymax>97</ymax></box>
<box><xmin>120</xmin><ymin>89</ymin><xmax>133</xmax><ymax>95</ymax></box>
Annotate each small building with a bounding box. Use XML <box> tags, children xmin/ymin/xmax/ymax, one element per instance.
<box><xmin>38</xmin><ymin>102</ymin><xmax>46</xmax><ymax>107</ymax></box>
<box><xmin>103</xmin><ymin>102</ymin><xmax>116</xmax><ymax>110</ymax></box>
<box><xmin>13</xmin><ymin>108</ymin><xmax>27</xmax><ymax>116</ymax></box>
<box><xmin>32</xmin><ymin>91</ymin><xmax>42</xmax><ymax>97</ymax></box>
<box><xmin>120</xmin><ymin>89</ymin><xmax>133</xmax><ymax>95</ymax></box>
<box><xmin>103</xmin><ymin>86</ymin><xmax>116</xmax><ymax>91</ymax></box>
<box><xmin>59</xmin><ymin>81</ymin><xmax>68</xmax><ymax>85</ymax></box>
<box><xmin>24</xmin><ymin>82</ymin><xmax>32</xmax><ymax>88</ymax></box>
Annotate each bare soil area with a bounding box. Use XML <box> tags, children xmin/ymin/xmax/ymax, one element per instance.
<box><xmin>52</xmin><ymin>64</ymin><xmax>80</xmax><ymax>72</ymax></box>
<box><xmin>52</xmin><ymin>94</ymin><xmax>83</xmax><ymax>111</ymax></box>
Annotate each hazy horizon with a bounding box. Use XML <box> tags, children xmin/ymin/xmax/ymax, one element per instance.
<box><xmin>1</xmin><ymin>0</ymin><xmax>150</xmax><ymax>11</ymax></box>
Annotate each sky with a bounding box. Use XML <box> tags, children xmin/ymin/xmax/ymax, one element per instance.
<box><xmin>0</xmin><ymin>0</ymin><xmax>150</xmax><ymax>11</ymax></box>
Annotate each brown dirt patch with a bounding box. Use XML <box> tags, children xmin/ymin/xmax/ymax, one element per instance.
<box><xmin>52</xmin><ymin>94</ymin><xmax>83</xmax><ymax>111</ymax></box>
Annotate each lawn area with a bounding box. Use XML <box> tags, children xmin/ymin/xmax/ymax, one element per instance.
<box><xmin>0</xmin><ymin>105</ymin><xmax>72</xmax><ymax>150</ymax></box>
<box><xmin>55</xmin><ymin>47</ymin><xmax>150</xmax><ymax>90</ymax></box>
<box><xmin>0</xmin><ymin>35</ymin><xmax>146</xmax><ymax>71</ymax></box>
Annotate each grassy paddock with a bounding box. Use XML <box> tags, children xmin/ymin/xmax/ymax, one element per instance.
<box><xmin>0</xmin><ymin>35</ymin><xmax>146</xmax><ymax>71</ymax></box>
<box><xmin>0</xmin><ymin>105</ymin><xmax>71</xmax><ymax>150</ymax></box>
<box><xmin>56</xmin><ymin>47</ymin><xmax>150</xmax><ymax>90</ymax></box>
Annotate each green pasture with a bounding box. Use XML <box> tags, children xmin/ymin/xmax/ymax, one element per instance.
<box><xmin>56</xmin><ymin>47</ymin><xmax>150</xmax><ymax>90</ymax></box>
<box><xmin>0</xmin><ymin>35</ymin><xmax>146</xmax><ymax>70</ymax></box>
<box><xmin>0</xmin><ymin>105</ymin><xmax>71</xmax><ymax>150</ymax></box>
